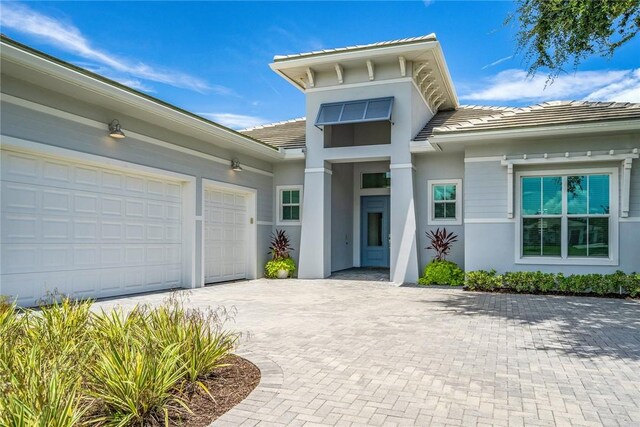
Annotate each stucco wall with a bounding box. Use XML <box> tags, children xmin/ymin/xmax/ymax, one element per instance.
<box><xmin>414</xmin><ymin>152</ymin><xmax>465</xmax><ymax>271</ymax></box>
<box><xmin>272</xmin><ymin>161</ymin><xmax>305</xmax><ymax>268</ymax></box>
<box><xmin>1</xmin><ymin>78</ymin><xmax>275</xmax><ymax>283</ymax></box>
<box><xmin>331</xmin><ymin>163</ymin><xmax>354</xmax><ymax>272</ymax></box>
<box><xmin>462</xmin><ymin>131</ymin><xmax>640</xmax><ymax>274</ymax></box>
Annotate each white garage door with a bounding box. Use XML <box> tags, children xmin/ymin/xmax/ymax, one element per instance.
<box><xmin>204</xmin><ymin>186</ymin><xmax>248</xmax><ymax>283</ymax></box>
<box><xmin>0</xmin><ymin>148</ymin><xmax>185</xmax><ymax>306</ymax></box>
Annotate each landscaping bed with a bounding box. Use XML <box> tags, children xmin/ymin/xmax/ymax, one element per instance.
<box><xmin>167</xmin><ymin>355</ymin><xmax>260</xmax><ymax>426</ymax></box>
<box><xmin>463</xmin><ymin>270</ymin><xmax>640</xmax><ymax>298</ymax></box>
<box><xmin>0</xmin><ymin>294</ymin><xmax>259</xmax><ymax>426</ymax></box>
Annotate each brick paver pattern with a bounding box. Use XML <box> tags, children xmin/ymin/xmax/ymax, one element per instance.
<box><xmin>95</xmin><ymin>279</ymin><xmax>640</xmax><ymax>427</ymax></box>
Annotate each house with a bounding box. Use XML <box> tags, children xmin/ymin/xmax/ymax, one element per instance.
<box><xmin>1</xmin><ymin>34</ymin><xmax>639</xmax><ymax>306</ymax></box>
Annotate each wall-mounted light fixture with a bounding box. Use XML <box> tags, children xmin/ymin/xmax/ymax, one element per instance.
<box><xmin>108</xmin><ymin>120</ymin><xmax>125</xmax><ymax>139</ymax></box>
<box><xmin>231</xmin><ymin>158</ymin><xmax>242</xmax><ymax>172</ymax></box>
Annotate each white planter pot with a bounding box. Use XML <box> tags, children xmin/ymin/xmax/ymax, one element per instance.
<box><xmin>276</xmin><ymin>269</ymin><xmax>289</xmax><ymax>279</ymax></box>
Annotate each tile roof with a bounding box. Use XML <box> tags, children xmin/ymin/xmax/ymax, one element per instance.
<box><xmin>239</xmin><ymin>118</ymin><xmax>306</xmax><ymax>149</ymax></box>
<box><xmin>418</xmin><ymin>101</ymin><xmax>640</xmax><ymax>140</ymax></box>
<box><xmin>242</xmin><ymin>101</ymin><xmax>640</xmax><ymax>149</ymax></box>
<box><xmin>413</xmin><ymin>106</ymin><xmax>515</xmax><ymax>141</ymax></box>
<box><xmin>273</xmin><ymin>34</ymin><xmax>437</xmax><ymax>62</ymax></box>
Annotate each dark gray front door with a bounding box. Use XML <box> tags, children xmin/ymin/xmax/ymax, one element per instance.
<box><xmin>360</xmin><ymin>195</ymin><xmax>390</xmax><ymax>267</ymax></box>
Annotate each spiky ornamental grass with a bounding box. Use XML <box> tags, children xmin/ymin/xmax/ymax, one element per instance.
<box><xmin>0</xmin><ymin>293</ymin><xmax>238</xmax><ymax>427</ymax></box>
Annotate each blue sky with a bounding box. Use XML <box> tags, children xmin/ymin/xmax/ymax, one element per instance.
<box><xmin>1</xmin><ymin>1</ymin><xmax>639</xmax><ymax>129</ymax></box>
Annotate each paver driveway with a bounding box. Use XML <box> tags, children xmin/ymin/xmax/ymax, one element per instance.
<box><xmin>94</xmin><ymin>279</ymin><xmax>640</xmax><ymax>427</ymax></box>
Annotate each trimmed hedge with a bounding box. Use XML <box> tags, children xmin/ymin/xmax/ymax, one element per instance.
<box><xmin>465</xmin><ymin>270</ymin><xmax>640</xmax><ymax>297</ymax></box>
<box><xmin>418</xmin><ymin>260</ymin><xmax>465</xmax><ymax>286</ymax></box>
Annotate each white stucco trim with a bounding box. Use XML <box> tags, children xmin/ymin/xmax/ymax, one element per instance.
<box><xmin>202</xmin><ymin>179</ymin><xmax>258</xmax><ymax>283</ymax></box>
<box><xmin>304</xmin><ymin>168</ymin><xmax>333</xmax><ymax>175</ymax></box>
<box><xmin>514</xmin><ymin>167</ymin><xmax>619</xmax><ymax>266</ymax></box>
<box><xmin>390</xmin><ymin>163</ymin><xmax>416</xmax><ymax>170</ymax></box>
<box><xmin>464</xmin><ymin>156</ymin><xmax>503</xmax><ymax>163</ymax></box>
<box><xmin>1</xmin><ymin>135</ymin><xmax>198</xmax><ymax>290</ymax></box>
<box><xmin>304</xmin><ymin>77</ymin><xmax>415</xmax><ymax>93</ymax></box>
<box><xmin>427</xmin><ymin>179</ymin><xmax>463</xmax><ymax>226</ymax></box>
<box><xmin>464</xmin><ymin>218</ymin><xmax>515</xmax><ymax>224</ymax></box>
<box><xmin>619</xmin><ymin>217</ymin><xmax>640</xmax><ymax>222</ymax></box>
<box><xmin>276</xmin><ymin>185</ymin><xmax>303</xmax><ymax>226</ymax></box>
<box><xmin>2</xmin><ymin>94</ymin><xmax>275</xmax><ymax>177</ymax></box>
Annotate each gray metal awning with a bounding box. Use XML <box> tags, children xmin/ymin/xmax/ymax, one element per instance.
<box><xmin>315</xmin><ymin>97</ymin><xmax>394</xmax><ymax>127</ymax></box>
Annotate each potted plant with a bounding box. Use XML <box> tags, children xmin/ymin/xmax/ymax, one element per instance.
<box><xmin>265</xmin><ymin>229</ymin><xmax>296</xmax><ymax>279</ymax></box>
<box><xmin>418</xmin><ymin>228</ymin><xmax>464</xmax><ymax>286</ymax></box>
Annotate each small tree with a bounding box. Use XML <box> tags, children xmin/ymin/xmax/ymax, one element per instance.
<box><xmin>425</xmin><ymin>228</ymin><xmax>458</xmax><ymax>261</ymax></box>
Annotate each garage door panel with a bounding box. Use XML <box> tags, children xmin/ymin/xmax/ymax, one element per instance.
<box><xmin>2</xmin><ymin>152</ymin><xmax>182</xmax><ymax>203</ymax></box>
<box><xmin>1</xmin><ymin>149</ymin><xmax>185</xmax><ymax>306</ymax></box>
<box><xmin>204</xmin><ymin>186</ymin><xmax>249</xmax><ymax>283</ymax></box>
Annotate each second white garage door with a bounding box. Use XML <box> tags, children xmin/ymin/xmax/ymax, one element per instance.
<box><xmin>203</xmin><ymin>185</ymin><xmax>250</xmax><ymax>283</ymax></box>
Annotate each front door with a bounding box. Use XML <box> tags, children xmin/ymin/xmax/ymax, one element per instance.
<box><xmin>360</xmin><ymin>195</ymin><xmax>390</xmax><ymax>267</ymax></box>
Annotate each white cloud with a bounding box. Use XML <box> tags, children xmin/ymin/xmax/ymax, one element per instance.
<box><xmin>198</xmin><ymin>113</ymin><xmax>270</xmax><ymax>130</ymax></box>
<box><xmin>0</xmin><ymin>3</ymin><xmax>221</xmax><ymax>94</ymax></box>
<box><xmin>462</xmin><ymin>68</ymin><xmax>640</xmax><ymax>103</ymax></box>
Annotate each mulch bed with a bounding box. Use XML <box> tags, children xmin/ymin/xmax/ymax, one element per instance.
<box><xmin>168</xmin><ymin>355</ymin><xmax>261</xmax><ymax>426</ymax></box>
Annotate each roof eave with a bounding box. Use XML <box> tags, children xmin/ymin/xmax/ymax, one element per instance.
<box><xmin>0</xmin><ymin>36</ymin><xmax>283</xmax><ymax>159</ymax></box>
<box><xmin>429</xmin><ymin>119</ymin><xmax>640</xmax><ymax>144</ymax></box>
<box><xmin>270</xmin><ymin>40</ymin><xmax>439</xmax><ymax>72</ymax></box>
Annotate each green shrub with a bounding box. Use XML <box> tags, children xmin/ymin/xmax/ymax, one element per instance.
<box><xmin>265</xmin><ymin>257</ymin><xmax>296</xmax><ymax>278</ymax></box>
<box><xmin>418</xmin><ymin>260</ymin><xmax>464</xmax><ymax>286</ymax></box>
<box><xmin>146</xmin><ymin>298</ymin><xmax>237</xmax><ymax>384</ymax></box>
<box><xmin>503</xmin><ymin>271</ymin><xmax>556</xmax><ymax>293</ymax></box>
<box><xmin>465</xmin><ymin>270</ymin><xmax>639</xmax><ymax>297</ymax></box>
<box><xmin>627</xmin><ymin>274</ymin><xmax>640</xmax><ymax>298</ymax></box>
<box><xmin>464</xmin><ymin>270</ymin><xmax>503</xmax><ymax>291</ymax></box>
<box><xmin>0</xmin><ymin>295</ymin><xmax>239</xmax><ymax>426</ymax></box>
<box><xmin>0</xmin><ymin>299</ymin><xmax>92</xmax><ymax>427</ymax></box>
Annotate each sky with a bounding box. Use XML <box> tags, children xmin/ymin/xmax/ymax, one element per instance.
<box><xmin>1</xmin><ymin>1</ymin><xmax>639</xmax><ymax>129</ymax></box>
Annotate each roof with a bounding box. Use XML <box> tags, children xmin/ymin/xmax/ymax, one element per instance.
<box><xmin>0</xmin><ymin>35</ymin><xmax>280</xmax><ymax>155</ymax></box>
<box><xmin>413</xmin><ymin>106</ymin><xmax>516</xmax><ymax>141</ymax></box>
<box><xmin>273</xmin><ymin>34</ymin><xmax>437</xmax><ymax>62</ymax></box>
<box><xmin>420</xmin><ymin>101</ymin><xmax>640</xmax><ymax>139</ymax></box>
<box><xmin>240</xmin><ymin>118</ymin><xmax>307</xmax><ymax>149</ymax></box>
<box><xmin>245</xmin><ymin>101</ymin><xmax>640</xmax><ymax>147</ymax></box>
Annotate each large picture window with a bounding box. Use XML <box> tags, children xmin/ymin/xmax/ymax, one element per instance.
<box><xmin>521</xmin><ymin>173</ymin><xmax>611</xmax><ymax>259</ymax></box>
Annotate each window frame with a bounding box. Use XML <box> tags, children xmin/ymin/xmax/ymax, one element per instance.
<box><xmin>276</xmin><ymin>185</ymin><xmax>303</xmax><ymax>226</ymax></box>
<box><xmin>427</xmin><ymin>179</ymin><xmax>462</xmax><ymax>226</ymax></box>
<box><xmin>515</xmin><ymin>167</ymin><xmax>619</xmax><ymax>266</ymax></box>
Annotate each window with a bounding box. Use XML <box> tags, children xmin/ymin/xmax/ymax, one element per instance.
<box><xmin>428</xmin><ymin>179</ymin><xmax>462</xmax><ymax>225</ymax></box>
<box><xmin>520</xmin><ymin>172</ymin><xmax>613</xmax><ymax>261</ymax></box>
<box><xmin>362</xmin><ymin>172</ymin><xmax>390</xmax><ymax>189</ymax></box>
<box><xmin>277</xmin><ymin>185</ymin><xmax>302</xmax><ymax>225</ymax></box>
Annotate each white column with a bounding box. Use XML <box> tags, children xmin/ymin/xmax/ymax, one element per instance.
<box><xmin>298</xmin><ymin>168</ymin><xmax>332</xmax><ymax>278</ymax></box>
<box><xmin>389</xmin><ymin>163</ymin><xmax>419</xmax><ymax>284</ymax></box>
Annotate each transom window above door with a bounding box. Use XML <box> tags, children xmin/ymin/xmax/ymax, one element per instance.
<box><xmin>362</xmin><ymin>172</ymin><xmax>390</xmax><ymax>189</ymax></box>
<box><xmin>519</xmin><ymin>172</ymin><xmax>615</xmax><ymax>262</ymax></box>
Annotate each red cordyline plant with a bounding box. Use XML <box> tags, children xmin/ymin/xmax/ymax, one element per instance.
<box><xmin>269</xmin><ymin>229</ymin><xmax>294</xmax><ymax>260</ymax></box>
<box><xmin>425</xmin><ymin>228</ymin><xmax>458</xmax><ymax>261</ymax></box>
